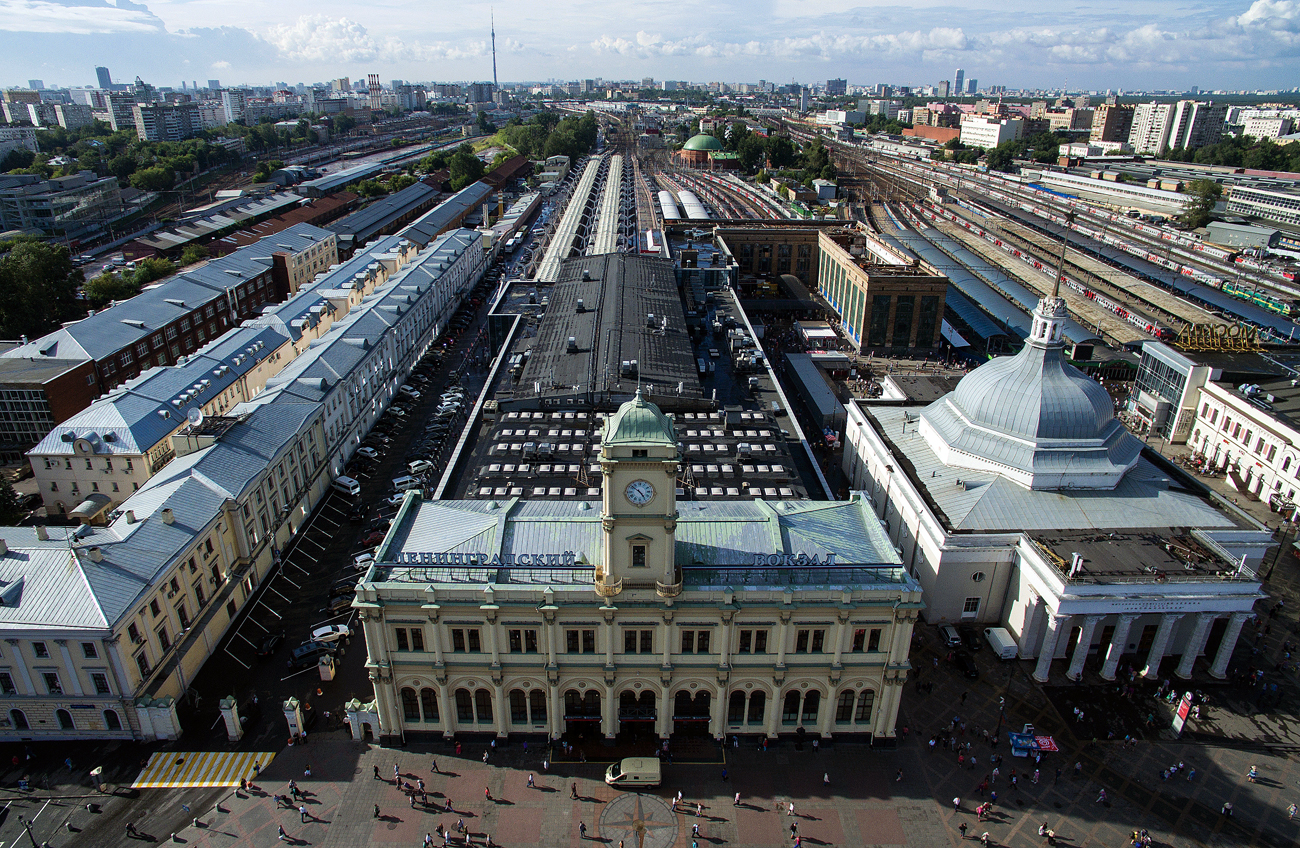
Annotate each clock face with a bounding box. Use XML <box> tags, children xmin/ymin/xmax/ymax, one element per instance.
<box><xmin>625</xmin><ymin>479</ymin><xmax>655</xmax><ymax>506</ymax></box>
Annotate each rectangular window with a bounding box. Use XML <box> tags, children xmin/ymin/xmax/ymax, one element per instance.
<box><xmin>852</xmin><ymin>629</ymin><xmax>866</xmax><ymax>652</ymax></box>
<box><xmin>91</xmin><ymin>672</ymin><xmax>111</xmax><ymax>695</ymax></box>
<box><xmin>739</xmin><ymin>630</ymin><xmax>752</xmax><ymax>653</ymax></box>
<box><xmin>411</xmin><ymin>628</ymin><xmax>424</xmax><ymax>651</ymax></box>
<box><xmin>32</xmin><ymin>641</ymin><xmax>48</xmax><ymax>659</ymax></box>
<box><xmin>623</xmin><ymin>629</ymin><xmax>654</xmax><ymax>653</ymax></box>
<box><xmin>395</xmin><ymin>628</ymin><xmax>410</xmax><ymax>651</ymax></box>
<box><xmin>680</xmin><ymin>630</ymin><xmax>711</xmax><ymax>653</ymax></box>
<box><xmin>509</xmin><ymin>629</ymin><xmax>538</xmax><ymax>653</ymax></box>
<box><xmin>963</xmin><ymin>597</ymin><xmax>981</xmax><ymax>615</ymax></box>
<box><xmin>566</xmin><ymin>629</ymin><xmax>595</xmax><ymax>653</ymax></box>
<box><xmin>135</xmin><ymin>651</ymin><xmax>151</xmax><ymax>678</ymax></box>
<box><xmin>631</xmin><ymin>545</ymin><xmax>647</xmax><ymax>567</ymax></box>
<box><xmin>128</xmin><ymin>623</ymin><xmax>141</xmax><ymax>644</ymax></box>
<box><xmin>892</xmin><ymin>294</ymin><xmax>915</xmax><ymax>348</ymax></box>
<box><xmin>868</xmin><ymin>294</ymin><xmax>892</xmax><ymax>347</ymax></box>
<box><xmin>451</xmin><ymin>629</ymin><xmax>480</xmax><ymax>652</ymax></box>
<box><xmin>157</xmin><ymin>626</ymin><xmax>171</xmax><ymax>651</ymax></box>
<box><xmin>640</xmin><ymin>629</ymin><xmax>653</xmax><ymax>653</ymax></box>
<box><xmin>43</xmin><ymin>671</ymin><xmax>63</xmax><ymax>695</ymax></box>
<box><xmin>582</xmin><ymin>629</ymin><xmax>595</xmax><ymax>653</ymax></box>
<box><xmin>149</xmin><ymin>599</ymin><xmax>161</xmax><ymax>617</ymax></box>
<box><xmin>867</xmin><ymin>628</ymin><xmax>882</xmax><ymax>652</ymax></box>
<box><xmin>795</xmin><ymin>629</ymin><xmax>825</xmax><ymax>653</ymax></box>
<box><xmin>0</xmin><ymin>672</ymin><xmax>15</xmax><ymax>695</ymax></box>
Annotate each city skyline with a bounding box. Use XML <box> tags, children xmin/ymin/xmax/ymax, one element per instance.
<box><xmin>0</xmin><ymin>0</ymin><xmax>1297</xmax><ymax>92</ymax></box>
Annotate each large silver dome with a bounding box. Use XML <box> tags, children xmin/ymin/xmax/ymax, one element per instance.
<box><xmin>919</xmin><ymin>297</ymin><xmax>1142</xmax><ymax>490</ymax></box>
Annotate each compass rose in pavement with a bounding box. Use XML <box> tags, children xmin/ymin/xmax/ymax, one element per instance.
<box><xmin>598</xmin><ymin>793</ymin><xmax>679</xmax><ymax>848</ymax></box>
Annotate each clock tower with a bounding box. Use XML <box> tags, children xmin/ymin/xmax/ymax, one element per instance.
<box><xmin>597</xmin><ymin>390</ymin><xmax>681</xmax><ymax>597</ymax></box>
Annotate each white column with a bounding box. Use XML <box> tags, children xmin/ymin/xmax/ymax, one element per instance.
<box><xmin>1100</xmin><ymin>613</ymin><xmax>1138</xmax><ymax>681</ymax></box>
<box><xmin>1032</xmin><ymin>612</ymin><xmax>1067</xmax><ymax>683</ymax></box>
<box><xmin>55</xmin><ymin>641</ymin><xmax>85</xmax><ymax>696</ymax></box>
<box><xmin>656</xmin><ymin>686</ymin><xmax>670</xmax><ymax>740</ymax></box>
<box><xmin>602</xmin><ymin>683</ymin><xmax>616</xmax><ymax>741</ymax></box>
<box><xmin>1017</xmin><ymin>597</ymin><xmax>1045</xmax><ymax>659</ymax></box>
<box><xmin>1174</xmin><ymin>613</ymin><xmax>1219</xmax><ymax>679</ymax></box>
<box><xmin>493</xmin><ymin>683</ymin><xmax>508</xmax><ymax>739</ymax></box>
<box><xmin>1209</xmin><ymin>612</ymin><xmax>1252</xmax><ymax>679</ymax></box>
<box><xmin>1066</xmin><ymin>615</ymin><xmax>1103</xmax><ymax>681</ymax></box>
<box><xmin>1141</xmin><ymin>613</ymin><xmax>1185</xmax><ymax>679</ymax></box>
<box><xmin>547</xmin><ymin>683</ymin><xmax>562</xmax><ymax>740</ymax></box>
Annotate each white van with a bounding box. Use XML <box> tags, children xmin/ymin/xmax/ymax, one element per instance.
<box><xmin>984</xmin><ymin>627</ymin><xmax>1018</xmax><ymax>660</ymax></box>
<box><xmin>604</xmin><ymin>757</ymin><xmax>661</xmax><ymax>788</ymax></box>
<box><xmin>332</xmin><ymin>476</ymin><xmax>361</xmax><ymax>497</ymax></box>
<box><xmin>391</xmin><ymin>475</ymin><xmax>422</xmax><ymax>492</ymax></box>
<box><xmin>408</xmin><ymin>460</ymin><xmax>434</xmax><ymax>475</ymax></box>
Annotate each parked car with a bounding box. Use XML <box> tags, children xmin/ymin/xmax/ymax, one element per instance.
<box><xmin>360</xmin><ymin>530</ymin><xmax>386</xmax><ymax>546</ymax></box>
<box><xmin>322</xmin><ymin>594</ymin><xmax>355</xmax><ymax>616</ymax></box>
<box><xmin>352</xmin><ymin>551</ymin><xmax>376</xmax><ymax>570</ymax></box>
<box><xmin>330</xmin><ymin>576</ymin><xmax>361</xmax><ymax>598</ymax></box>
<box><xmin>957</xmin><ymin>624</ymin><xmax>981</xmax><ymax>652</ymax></box>
<box><xmin>310</xmin><ymin>624</ymin><xmax>353</xmax><ymax>644</ymax></box>
<box><xmin>256</xmin><ymin>631</ymin><xmax>285</xmax><ymax>657</ymax></box>
<box><xmin>286</xmin><ymin>640</ymin><xmax>339</xmax><ymax>669</ymax></box>
<box><xmin>356</xmin><ymin>447</ymin><xmax>380</xmax><ymax>461</ymax></box>
<box><xmin>952</xmin><ymin>650</ymin><xmax>980</xmax><ymax>679</ymax></box>
<box><xmin>939</xmin><ymin>624</ymin><xmax>962</xmax><ymax>648</ymax></box>
<box><xmin>384</xmin><ymin>493</ymin><xmax>407</xmax><ymax>508</ymax></box>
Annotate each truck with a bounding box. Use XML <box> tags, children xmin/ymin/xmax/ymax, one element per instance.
<box><xmin>983</xmin><ymin>627</ymin><xmax>1018</xmax><ymax>660</ymax></box>
<box><xmin>604</xmin><ymin>757</ymin><xmax>661</xmax><ymax>788</ymax></box>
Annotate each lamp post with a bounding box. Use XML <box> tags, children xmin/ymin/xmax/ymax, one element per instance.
<box><xmin>1264</xmin><ymin>521</ymin><xmax>1294</xmax><ymax>581</ymax></box>
<box><xmin>17</xmin><ymin>814</ymin><xmax>39</xmax><ymax>848</ymax></box>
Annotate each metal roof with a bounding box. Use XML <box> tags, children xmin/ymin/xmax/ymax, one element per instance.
<box><xmin>870</xmin><ymin>404</ymin><xmax>1239</xmax><ymax>533</ymax></box>
<box><xmin>398</xmin><ymin>182</ymin><xmax>494</xmax><ymax>247</ymax></box>
<box><xmin>327</xmin><ymin>181</ymin><xmax>438</xmax><ymax>243</ymax></box>
<box><xmin>515</xmin><ymin>254</ymin><xmax>701</xmax><ymax>404</ymax></box>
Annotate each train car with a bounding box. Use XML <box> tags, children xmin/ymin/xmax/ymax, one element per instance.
<box><xmin>678</xmin><ymin>190</ymin><xmax>711</xmax><ymax>220</ymax></box>
<box><xmin>641</xmin><ymin>229</ymin><xmax>663</xmax><ymax>255</ymax></box>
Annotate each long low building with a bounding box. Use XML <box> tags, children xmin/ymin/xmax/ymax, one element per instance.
<box><xmin>0</xmin><ymin>228</ymin><xmax>486</xmax><ymax>741</ymax></box>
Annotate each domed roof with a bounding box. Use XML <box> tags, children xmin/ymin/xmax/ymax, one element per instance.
<box><xmin>604</xmin><ymin>390</ymin><xmax>676</xmax><ymax>446</ymax></box>
<box><xmin>683</xmin><ymin>133</ymin><xmax>724</xmax><ymax>151</ymax></box>
<box><xmin>919</xmin><ymin>297</ymin><xmax>1141</xmax><ymax>490</ymax></box>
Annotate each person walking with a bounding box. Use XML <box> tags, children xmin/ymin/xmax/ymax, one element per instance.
<box><xmin>823</xmin><ymin>773</ymin><xmax>830</xmax><ymax>785</ymax></box>
<box><xmin>300</xmin><ymin>804</ymin><xmax>308</xmax><ymax>823</ymax></box>
<box><xmin>579</xmin><ymin>822</ymin><xmax>588</xmax><ymax>840</ymax></box>
<box><xmin>895</xmin><ymin>768</ymin><xmax>903</xmax><ymax>782</ymax></box>
<box><xmin>278</xmin><ymin>825</ymin><xmax>287</xmax><ymax>841</ymax></box>
<box><xmin>958</xmin><ymin>822</ymin><xmax>968</xmax><ymax>839</ymax></box>
<box><xmin>572</xmin><ymin>782</ymin><xmax>579</xmax><ymax>800</ymax></box>
<box><xmin>374</xmin><ymin>804</ymin><xmax>380</xmax><ymax>819</ymax></box>
<box><xmin>126</xmin><ymin>823</ymin><xmax>138</xmax><ymax>838</ymax></box>
<box><xmin>394</xmin><ymin>764</ymin><xmax>400</xmax><ymax>782</ymax></box>
<box><xmin>734</xmin><ymin>793</ymin><xmax>740</xmax><ymax>807</ymax></box>
<box><xmin>432</xmin><ymin>758</ymin><xmax>439</xmax><ymax>774</ymax></box>
<box><xmin>692</xmin><ymin>823</ymin><xmax>700</xmax><ymax>838</ymax></box>
<box><xmin>373</xmin><ymin>765</ymin><xmax>380</xmax><ymax>780</ymax></box>
<box><xmin>1287</xmin><ymin>803</ymin><xmax>1297</xmax><ymax>820</ymax></box>
<box><xmin>696</xmin><ymin>803</ymin><xmax>703</xmax><ymax>817</ymax></box>
<box><xmin>953</xmin><ymin>797</ymin><xmax>961</xmax><ymax>811</ymax></box>
<box><xmin>528</xmin><ymin>773</ymin><xmax>535</xmax><ymax>788</ymax></box>
<box><xmin>1247</xmin><ymin>765</ymin><xmax>1258</xmax><ymax>782</ymax></box>
<box><xmin>980</xmin><ymin>832</ymin><xmax>991</xmax><ymax>847</ymax></box>
<box><xmin>485</xmin><ymin>786</ymin><xmax>492</xmax><ymax>801</ymax></box>
<box><xmin>788</xmin><ymin>801</ymin><xmax>795</xmax><ymax>816</ymax></box>
<box><xmin>1096</xmin><ymin>789</ymin><xmax>1107</xmax><ymax>804</ymax></box>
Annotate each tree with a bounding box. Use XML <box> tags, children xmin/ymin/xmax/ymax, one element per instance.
<box><xmin>1178</xmin><ymin>179</ymin><xmax>1223</xmax><ymax>229</ymax></box>
<box><xmin>0</xmin><ymin>477</ymin><xmax>20</xmax><ymax>525</ymax></box>
<box><xmin>449</xmin><ymin>145</ymin><xmax>485</xmax><ymax>190</ymax></box>
<box><xmin>179</xmin><ymin>244</ymin><xmax>210</xmax><ymax>267</ymax></box>
<box><xmin>0</xmin><ymin>241</ymin><xmax>82</xmax><ymax>338</ymax></box>
<box><xmin>132</xmin><ymin>257</ymin><xmax>176</xmax><ymax>286</ymax></box>
<box><xmin>736</xmin><ymin>134</ymin><xmax>766</xmax><ymax>172</ymax></box>
<box><xmin>985</xmin><ymin>145</ymin><xmax>1015</xmax><ymax>172</ymax></box>
<box><xmin>764</xmin><ymin>135</ymin><xmax>797</xmax><ymax>169</ymax></box>
<box><xmin>83</xmin><ymin>271</ymin><xmax>141</xmax><ymax>309</ymax></box>
<box><xmin>129</xmin><ymin>165</ymin><xmax>175</xmax><ymax>192</ymax></box>
<box><xmin>477</xmin><ymin>110</ymin><xmax>497</xmax><ymax>134</ymax></box>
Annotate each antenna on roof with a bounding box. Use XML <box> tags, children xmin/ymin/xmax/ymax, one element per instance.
<box><xmin>1051</xmin><ymin>211</ymin><xmax>1075</xmax><ymax>299</ymax></box>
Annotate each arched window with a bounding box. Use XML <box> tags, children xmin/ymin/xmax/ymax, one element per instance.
<box><xmin>56</xmin><ymin>709</ymin><xmax>74</xmax><ymax>731</ymax></box>
<box><xmin>474</xmin><ymin>689</ymin><xmax>493</xmax><ymax>724</ymax></box>
<box><xmin>582</xmin><ymin>690</ymin><xmax>600</xmax><ymax>714</ymax></box>
<box><xmin>510</xmin><ymin>690</ymin><xmax>528</xmax><ymax>724</ymax></box>
<box><xmin>455</xmin><ymin>688</ymin><xmax>474</xmax><ymax>722</ymax></box>
<box><xmin>10</xmin><ymin>709</ymin><xmax>27</xmax><ymax>730</ymax></box>
<box><xmin>104</xmin><ymin>710</ymin><xmax>123</xmax><ymax>731</ymax></box>
<box><xmin>401</xmin><ymin>688</ymin><xmax>420</xmax><ymax>722</ymax></box>
<box><xmin>782</xmin><ymin>692</ymin><xmax>800</xmax><ymax>724</ymax></box>
<box><xmin>420</xmin><ymin>689</ymin><xmax>439</xmax><ymax>722</ymax></box>
<box><xmin>801</xmin><ymin>691</ymin><xmax>820</xmax><ymax>724</ymax></box>
<box><xmin>747</xmin><ymin>691</ymin><xmax>765</xmax><ymax>725</ymax></box>
<box><xmin>855</xmin><ymin>691</ymin><xmax>875</xmax><ymax>724</ymax></box>
<box><xmin>835</xmin><ymin>691</ymin><xmax>855</xmax><ymax>723</ymax></box>
<box><xmin>529</xmin><ymin>690</ymin><xmax>546</xmax><ymax>722</ymax></box>
<box><xmin>727</xmin><ymin>692</ymin><xmax>745</xmax><ymax>724</ymax></box>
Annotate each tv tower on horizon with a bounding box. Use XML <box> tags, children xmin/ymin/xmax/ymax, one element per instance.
<box><xmin>491</xmin><ymin>10</ymin><xmax>498</xmax><ymax>89</ymax></box>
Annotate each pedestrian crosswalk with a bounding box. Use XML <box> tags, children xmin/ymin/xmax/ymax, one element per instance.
<box><xmin>132</xmin><ymin>750</ymin><xmax>278</xmax><ymax>789</ymax></box>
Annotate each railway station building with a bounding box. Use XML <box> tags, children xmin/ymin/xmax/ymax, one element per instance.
<box><xmin>353</xmin><ymin>390</ymin><xmax>923</xmax><ymax>747</ymax></box>
<box><xmin>842</xmin><ymin>295</ymin><xmax>1270</xmax><ymax>683</ymax></box>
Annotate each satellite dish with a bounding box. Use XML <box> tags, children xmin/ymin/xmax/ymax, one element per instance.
<box><xmin>186</xmin><ymin>407</ymin><xmax>204</xmax><ymax>428</ymax></box>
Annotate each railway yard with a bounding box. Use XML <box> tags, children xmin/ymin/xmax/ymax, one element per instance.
<box><xmin>517</xmin><ymin>116</ymin><xmax>1300</xmax><ymax>373</ymax></box>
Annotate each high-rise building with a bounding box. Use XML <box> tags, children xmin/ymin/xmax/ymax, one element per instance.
<box><xmin>967</xmin><ymin>79</ymin><xmax>977</xmax><ymax>95</ymax></box>
<box><xmin>27</xmin><ymin>80</ymin><xmax>44</xmax><ymax>91</ymax></box>
<box><xmin>221</xmin><ymin>88</ymin><xmax>249</xmax><ymax>124</ymax></box>
<box><xmin>207</xmin><ymin>79</ymin><xmax>220</xmax><ymax>90</ymax></box>
<box><xmin>827</xmin><ymin>78</ymin><xmax>847</xmax><ymax>96</ymax></box>
<box><xmin>368</xmin><ymin>74</ymin><xmax>382</xmax><ymax>110</ymax></box>
<box><xmin>937</xmin><ymin>80</ymin><xmax>950</xmax><ymax>98</ymax></box>
<box><xmin>96</xmin><ymin>66</ymin><xmax>112</xmax><ymax>89</ymax></box>
<box><xmin>133</xmin><ymin>102</ymin><xmax>203</xmax><ymax>142</ymax></box>
<box><xmin>953</xmin><ymin>69</ymin><xmax>964</xmax><ymax>97</ymax></box>
<box><xmin>1168</xmin><ymin>100</ymin><xmax>1227</xmax><ymax>151</ymax></box>
<box><xmin>1128</xmin><ymin>102</ymin><xmax>1176</xmax><ymax>155</ymax></box>
<box><xmin>1090</xmin><ymin>104</ymin><xmax>1134</xmax><ymax>143</ymax></box>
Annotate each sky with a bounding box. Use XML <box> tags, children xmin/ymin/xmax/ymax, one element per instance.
<box><xmin>0</xmin><ymin>0</ymin><xmax>1298</xmax><ymax>92</ymax></box>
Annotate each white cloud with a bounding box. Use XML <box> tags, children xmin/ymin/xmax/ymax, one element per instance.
<box><xmin>0</xmin><ymin>0</ymin><xmax>162</xmax><ymax>33</ymax></box>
